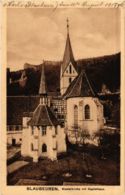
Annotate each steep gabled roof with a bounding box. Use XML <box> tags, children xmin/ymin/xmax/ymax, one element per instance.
<box><xmin>61</xmin><ymin>20</ymin><xmax>77</xmax><ymax>76</ymax></box>
<box><xmin>62</xmin><ymin>33</ymin><xmax>76</xmax><ymax>75</ymax></box>
<box><xmin>28</xmin><ymin>62</ymin><xmax>60</xmax><ymax>126</ymax></box>
<box><xmin>28</xmin><ymin>104</ymin><xmax>59</xmax><ymax>126</ymax></box>
<box><xmin>63</xmin><ymin>71</ymin><xmax>96</xmax><ymax>99</ymax></box>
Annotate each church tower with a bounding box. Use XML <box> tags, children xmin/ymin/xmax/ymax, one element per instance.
<box><xmin>60</xmin><ymin>19</ymin><xmax>78</xmax><ymax>95</ymax></box>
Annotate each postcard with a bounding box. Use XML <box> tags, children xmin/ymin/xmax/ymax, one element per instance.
<box><xmin>1</xmin><ymin>0</ymin><xmax>125</xmax><ymax>195</ymax></box>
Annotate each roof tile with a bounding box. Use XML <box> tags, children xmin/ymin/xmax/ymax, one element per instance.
<box><xmin>28</xmin><ymin>104</ymin><xmax>59</xmax><ymax>126</ymax></box>
<box><xmin>63</xmin><ymin>71</ymin><xmax>96</xmax><ymax>99</ymax></box>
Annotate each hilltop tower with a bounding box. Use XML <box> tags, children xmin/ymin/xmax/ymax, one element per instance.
<box><xmin>60</xmin><ymin>19</ymin><xmax>78</xmax><ymax>95</ymax></box>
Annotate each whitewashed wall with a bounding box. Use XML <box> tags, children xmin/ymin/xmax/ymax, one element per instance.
<box><xmin>66</xmin><ymin>97</ymin><xmax>104</xmax><ymax>135</ymax></box>
<box><xmin>21</xmin><ymin>117</ymin><xmax>66</xmax><ymax>162</ymax></box>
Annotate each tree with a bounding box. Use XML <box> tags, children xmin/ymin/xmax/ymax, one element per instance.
<box><xmin>66</xmin><ymin>126</ymin><xmax>98</xmax><ymax>147</ymax></box>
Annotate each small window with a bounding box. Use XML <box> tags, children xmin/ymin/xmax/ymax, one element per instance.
<box><xmin>85</xmin><ymin>105</ymin><xmax>90</xmax><ymax>119</ymax></box>
<box><xmin>69</xmin><ymin>78</ymin><xmax>72</xmax><ymax>84</ymax></box>
<box><xmin>69</xmin><ymin>65</ymin><xmax>72</xmax><ymax>74</ymax></box>
<box><xmin>20</xmin><ymin>138</ymin><xmax>22</xmax><ymax>141</ymax></box>
<box><xmin>54</xmin><ymin>108</ymin><xmax>58</xmax><ymax>112</ymax></box>
<box><xmin>42</xmin><ymin>126</ymin><xmax>46</xmax><ymax>136</ymax></box>
<box><xmin>42</xmin><ymin>144</ymin><xmax>47</xmax><ymax>152</ymax></box>
<box><xmin>31</xmin><ymin>143</ymin><xmax>34</xmax><ymax>151</ymax></box>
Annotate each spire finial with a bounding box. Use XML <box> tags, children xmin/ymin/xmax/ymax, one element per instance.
<box><xmin>67</xmin><ymin>18</ymin><xmax>69</xmax><ymax>33</ymax></box>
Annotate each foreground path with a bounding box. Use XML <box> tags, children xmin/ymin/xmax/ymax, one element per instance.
<box><xmin>7</xmin><ymin>161</ymin><xmax>29</xmax><ymax>174</ymax></box>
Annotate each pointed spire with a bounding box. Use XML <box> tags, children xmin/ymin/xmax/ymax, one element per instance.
<box><xmin>39</xmin><ymin>64</ymin><xmax>47</xmax><ymax>95</ymax></box>
<box><xmin>61</xmin><ymin>19</ymin><xmax>77</xmax><ymax>75</ymax></box>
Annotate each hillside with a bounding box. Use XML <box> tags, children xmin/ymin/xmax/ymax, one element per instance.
<box><xmin>7</xmin><ymin>53</ymin><xmax>120</xmax><ymax>96</ymax></box>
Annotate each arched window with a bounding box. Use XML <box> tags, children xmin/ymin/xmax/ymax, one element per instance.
<box><xmin>42</xmin><ymin>144</ymin><xmax>47</xmax><ymax>152</ymax></box>
<box><xmin>85</xmin><ymin>105</ymin><xmax>90</xmax><ymax>119</ymax></box>
<box><xmin>69</xmin><ymin>65</ymin><xmax>72</xmax><ymax>74</ymax></box>
<box><xmin>74</xmin><ymin>105</ymin><xmax>78</xmax><ymax>127</ymax></box>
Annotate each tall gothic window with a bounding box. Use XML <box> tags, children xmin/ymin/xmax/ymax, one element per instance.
<box><xmin>42</xmin><ymin>126</ymin><xmax>46</xmax><ymax>136</ymax></box>
<box><xmin>42</xmin><ymin>144</ymin><xmax>47</xmax><ymax>152</ymax></box>
<box><xmin>74</xmin><ymin>105</ymin><xmax>78</xmax><ymax>127</ymax></box>
<box><xmin>85</xmin><ymin>105</ymin><xmax>90</xmax><ymax>119</ymax></box>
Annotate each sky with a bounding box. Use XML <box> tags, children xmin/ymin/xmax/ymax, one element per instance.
<box><xmin>7</xmin><ymin>8</ymin><xmax>120</xmax><ymax>71</ymax></box>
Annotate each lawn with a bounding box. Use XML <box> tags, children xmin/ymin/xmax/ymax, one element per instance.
<box><xmin>7</xmin><ymin>148</ymin><xmax>120</xmax><ymax>185</ymax></box>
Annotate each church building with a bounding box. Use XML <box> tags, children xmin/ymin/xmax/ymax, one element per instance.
<box><xmin>60</xmin><ymin>19</ymin><xmax>78</xmax><ymax>95</ymax></box>
<box><xmin>8</xmin><ymin>19</ymin><xmax>104</xmax><ymax>151</ymax></box>
<box><xmin>63</xmin><ymin>70</ymin><xmax>104</xmax><ymax>144</ymax></box>
<box><xmin>61</xmin><ymin>20</ymin><xmax>104</xmax><ymax>144</ymax></box>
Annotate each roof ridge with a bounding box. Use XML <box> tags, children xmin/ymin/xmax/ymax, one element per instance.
<box><xmin>34</xmin><ymin>104</ymin><xmax>42</xmax><ymax>125</ymax></box>
<box><xmin>45</xmin><ymin>106</ymin><xmax>53</xmax><ymax>126</ymax></box>
<box><xmin>64</xmin><ymin>70</ymin><xmax>96</xmax><ymax>98</ymax></box>
<box><xmin>33</xmin><ymin>104</ymin><xmax>41</xmax><ymax>116</ymax></box>
<box><xmin>79</xmin><ymin>71</ymin><xmax>84</xmax><ymax>96</ymax></box>
<box><xmin>84</xmin><ymin>72</ymin><xmax>95</xmax><ymax>96</ymax></box>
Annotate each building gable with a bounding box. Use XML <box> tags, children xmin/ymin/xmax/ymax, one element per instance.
<box><xmin>63</xmin><ymin>62</ymin><xmax>78</xmax><ymax>76</ymax></box>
